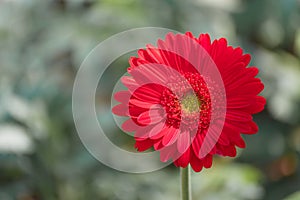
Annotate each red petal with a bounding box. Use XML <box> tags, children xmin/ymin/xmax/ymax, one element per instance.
<box><xmin>217</xmin><ymin>144</ymin><xmax>237</xmax><ymax>157</ymax></box>
<box><xmin>137</xmin><ymin>109</ymin><xmax>163</xmax><ymax>125</ymax></box>
<box><xmin>174</xmin><ymin>147</ymin><xmax>190</xmax><ymax>168</ymax></box>
<box><xmin>129</xmin><ymin>99</ymin><xmax>155</xmax><ymax>109</ymax></box>
<box><xmin>114</xmin><ymin>91</ymin><xmax>131</xmax><ymax>103</ymax></box>
<box><xmin>112</xmin><ymin>104</ymin><xmax>128</xmax><ymax>116</ymax></box>
<box><xmin>198</xmin><ymin>33</ymin><xmax>211</xmax><ymax>52</ymax></box>
<box><xmin>130</xmin><ymin>63</ymin><xmax>169</xmax><ymax>86</ymax></box>
<box><xmin>134</xmin><ymin>138</ymin><xmax>153</xmax><ymax>151</ymax></box>
<box><xmin>192</xmin><ymin>133</ymin><xmax>204</xmax><ymax>156</ymax></box>
<box><xmin>190</xmin><ymin>150</ymin><xmax>204</xmax><ymax>172</ymax></box>
<box><xmin>132</xmin><ymin>85</ymin><xmax>162</xmax><ymax>103</ymax></box>
<box><xmin>121</xmin><ymin>76</ymin><xmax>138</xmax><ymax>92</ymax></box>
<box><xmin>121</xmin><ymin>119</ymin><xmax>139</xmax><ymax>132</ymax></box>
<box><xmin>177</xmin><ymin>131</ymin><xmax>191</xmax><ymax>154</ymax></box>
<box><xmin>149</xmin><ymin>122</ymin><xmax>165</xmax><ymax>138</ymax></box>
<box><xmin>226</xmin><ymin>111</ymin><xmax>252</xmax><ymax>122</ymax></box>
<box><xmin>151</xmin><ymin>124</ymin><xmax>174</xmax><ymax>140</ymax></box>
<box><xmin>153</xmin><ymin>139</ymin><xmax>164</xmax><ymax>150</ymax></box>
<box><xmin>203</xmin><ymin>154</ymin><xmax>213</xmax><ymax>168</ymax></box>
<box><xmin>162</xmin><ymin>127</ymin><xmax>179</xmax><ymax>146</ymax></box>
<box><xmin>160</xmin><ymin>144</ymin><xmax>176</xmax><ymax>162</ymax></box>
<box><xmin>227</xmin><ymin>120</ymin><xmax>259</xmax><ymax>134</ymax></box>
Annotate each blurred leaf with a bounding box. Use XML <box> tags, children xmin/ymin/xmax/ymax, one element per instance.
<box><xmin>284</xmin><ymin>191</ymin><xmax>300</xmax><ymax>200</ymax></box>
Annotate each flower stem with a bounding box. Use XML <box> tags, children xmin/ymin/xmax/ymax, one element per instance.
<box><xmin>181</xmin><ymin>165</ymin><xmax>192</xmax><ymax>200</ymax></box>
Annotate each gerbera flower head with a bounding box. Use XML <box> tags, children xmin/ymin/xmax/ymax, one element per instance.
<box><xmin>112</xmin><ymin>32</ymin><xmax>266</xmax><ymax>172</ymax></box>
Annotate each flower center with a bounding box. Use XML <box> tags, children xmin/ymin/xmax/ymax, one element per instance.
<box><xmin>181</xmin><ymin>93</ymin><xmax>201</xmax><ymax>114</ymax></box>
<box><xmin>160</xmin><ymin>72</ymin><xmax>212</xmax><ymax>131</ymax></box>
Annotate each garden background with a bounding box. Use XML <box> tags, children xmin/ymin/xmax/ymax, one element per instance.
<box><xmin>0</xmin><ymin>0</ymin><xmax>300</xmax><ymax>199</ymax></box>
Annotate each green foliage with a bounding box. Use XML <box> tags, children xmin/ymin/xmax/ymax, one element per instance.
<box><xmin>284</xmin><ymin>191</ymin><xmax>300</xmax><ymax>200</ymax></box>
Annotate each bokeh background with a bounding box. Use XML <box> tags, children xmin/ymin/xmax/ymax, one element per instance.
<box><xmin>1</xmin><ymin>0</ymin><xmax>300</xmax><ymax>199</ymax></box>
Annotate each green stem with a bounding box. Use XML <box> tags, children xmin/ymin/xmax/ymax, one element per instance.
<box><xmin>180</xmin><ymin>165</ymin><xmax>191</xmax><ymax>200</ymax></box>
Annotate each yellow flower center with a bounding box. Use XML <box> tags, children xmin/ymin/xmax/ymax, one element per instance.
<box><xmin>181</xmin><ymin>93</ymin><xmax>201</xmax><ymax>114</ymax></box>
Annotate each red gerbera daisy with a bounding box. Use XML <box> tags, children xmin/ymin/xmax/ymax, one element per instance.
<box><xmin>112</xmin><ymin>32</ymin><xmax>266</xmax><ymax>172</ymax></box>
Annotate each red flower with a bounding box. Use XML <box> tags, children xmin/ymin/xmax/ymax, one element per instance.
<box><xmin>112</xmin><ymin>32</ymin><xmax>266</xmax><ymax>172</ymax></box>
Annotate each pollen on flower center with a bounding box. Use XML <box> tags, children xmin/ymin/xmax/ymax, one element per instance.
<box><xmin>181</xmin><ymin>93</ymin><xmax>201</xmax><ymax>114</ymax></box>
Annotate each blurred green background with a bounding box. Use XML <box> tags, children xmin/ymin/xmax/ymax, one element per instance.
<box><xmin>0</xmin><ymin>0</ymin><xmax>300</xmax><ymax>199</ymax></box>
